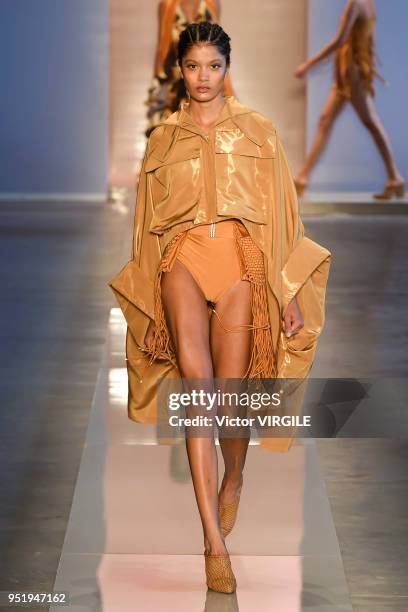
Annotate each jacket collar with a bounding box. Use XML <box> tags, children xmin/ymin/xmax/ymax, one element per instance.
<box><xmin>161</xmin><ymin>95</ymin><xmax>269</xmax><ymax>147</ymax></box>
<box><xmin>178</xmin><ymin>95</ymin><xmax>248</xmax><ymax>130</ymax></box>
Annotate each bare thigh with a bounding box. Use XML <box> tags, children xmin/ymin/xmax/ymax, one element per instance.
<box><xmin>160</xmin><ymin>259</ymin><xmax>214</xmax><ymax>380</ymax></box>
<box><xmin>210</xmin><ymin>278</ymin><xmax>253</xmax><ymax>379</ymax></box>
<box><xmin>348</xmin><ymin>66</ymin><xmax>380</xmax><ymax>126</ymax></box>
<box><xmin>319</xmin><ymin>84</ymin><xmax>347</xmax><ymax>130</ymax></box>
<box><xmin>161</xmin><ymin>257</ymin><xmax>253</xmax><ymax>380</ymax></box>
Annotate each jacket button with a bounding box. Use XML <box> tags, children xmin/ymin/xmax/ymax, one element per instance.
<box><xmin>138</xmin><ymin>300</ymin><xmax>145</xmax><ymax>309</ymax></box>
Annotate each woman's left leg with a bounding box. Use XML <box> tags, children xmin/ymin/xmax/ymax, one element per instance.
<box><xmin>210</xmin><ymin>277</ymin><xmax>253</xmax><ymax>505</ymax></box>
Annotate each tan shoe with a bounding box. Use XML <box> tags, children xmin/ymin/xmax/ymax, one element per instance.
<box><xmin>374</xmin><ymin>179</ymin><xmax>405</xmax><ymax>200</ymax></box>
<box><xmin>204</xmin><ymin>550</ymin><xmax>237</xmax><ymax>593</ymax></box>
<box><xmin>218</xmin><ymin>476</ymin><xmax>243</xmax><ymax>537</ymax></box>
<box><xmin>218</xmin><ymin>494</ymin><xmax>242</xmax><ymax>538</ymax></box>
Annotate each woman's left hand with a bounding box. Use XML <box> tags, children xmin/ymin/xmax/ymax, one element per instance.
<box><xmin>282</xmin><ymin>296</ymin><xmax>304</xmax><ymax>338</ymax></box>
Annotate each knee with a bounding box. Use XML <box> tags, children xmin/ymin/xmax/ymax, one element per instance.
<box><xmin>219</xmin><ymin>425</ymin><xmax>250</xmax><ymax>440</ymax></box>
<box><xmin>176</xmin><ymin>345</ymin><xmax>213</xmax><ymax>379</ymax></box>
<box><xmin>360</xmin><ymin>114</ymin><xmax>376</xmax><ymax>130</ymax></box>
<box><xmin>318</xmin><ymin>111</ymin><xmax>334</xmax><ymax>132</ymax></box>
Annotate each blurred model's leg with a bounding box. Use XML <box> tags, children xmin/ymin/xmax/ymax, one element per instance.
<box><xmin>295</xmin><ymin>85</ymin><xmax>346</xmax><ymax>195</ymax></box>
<box><xmin>349</xmin><ymin>68</ymin><xmax>404</xmax><ymax>198</ymax></box>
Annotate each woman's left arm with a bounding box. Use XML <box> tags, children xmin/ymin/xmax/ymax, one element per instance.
<box><xmin>275</xmin><ymin>135</ymin><xmax>305</xmax><ymax>338</ymax></box>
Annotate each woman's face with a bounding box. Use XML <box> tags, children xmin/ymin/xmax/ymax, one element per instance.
<box><xmin>180</xmin><ymin>43</ymin><xmax>228</xmax><ymax>103</ymax></box>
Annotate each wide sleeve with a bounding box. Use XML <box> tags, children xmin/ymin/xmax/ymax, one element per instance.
<box><xmin>131</xmin><ymin>140</ymin><xmax>163</xmax><ymax>269</ymax></box>
<box><xmin>108</xmin><ymin>138</ymin><xmax>162</xmax><ymax>347</ymax></box>
<box><xmin>273</xmin><ymin>134</ymin><xmax>332</xmax><ymax>378</ymax></box>
<box><xmin>275</xmin><ymin>133</ymin><xmax>331</xmax><ymax>315</ymax></box>
<box><xmin>258</xmin><ymin>134</ymin><xmax>332</xmax><ymax>452</ymax></box>
<box><xmin>276</xmin><ymin>134</ymin><xmax>305</xmax><ymax>256</ymax></box>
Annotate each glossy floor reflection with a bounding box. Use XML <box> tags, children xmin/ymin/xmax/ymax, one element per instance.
<box><xmin>50</xmin><ymin>310</ymin><xmax>352</xmax><ymax>611</ymax></box>
<box><xmin>2</xmin><ymin>200</ymin><xmax>405</xmax><ymax>609</ymax></box>
<box><xmin>53</xmin><ymin>553</ymin><xmax>352</xmax><ymax>611</ymax></box>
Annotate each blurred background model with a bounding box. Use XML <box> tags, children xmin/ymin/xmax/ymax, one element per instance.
<box><xmin>145</xmin><ymin>0</ymin><xmax>235</xmax><ymax>136</ymax></box>
<box><xmin>294</xmin><ymin>0</ymin><xmax>404</xmax><ymax>200</ymax></box>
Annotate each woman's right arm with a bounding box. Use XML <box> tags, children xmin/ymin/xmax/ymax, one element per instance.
<box><xmin>133</xmin><ymin>134</ymin><xmax>161</xmax><ymax>349</ymax></box>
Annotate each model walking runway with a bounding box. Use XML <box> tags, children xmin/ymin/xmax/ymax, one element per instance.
<box><xmin>109</xmin><ymin>19</ymin><xmax>331</xmax><ymax>593</ymax></box>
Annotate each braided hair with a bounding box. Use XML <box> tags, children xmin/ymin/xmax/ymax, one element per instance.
<box><xmin>178</xmin><ymin>22</ymin><xmax>231</xmax><ymax>67</ymax></box>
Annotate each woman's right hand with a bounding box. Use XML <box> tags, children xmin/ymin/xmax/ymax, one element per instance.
<box><xmin>143</xmin><ymin>319</ymin><xmax>173</xmax><ymax>362</ymax></box>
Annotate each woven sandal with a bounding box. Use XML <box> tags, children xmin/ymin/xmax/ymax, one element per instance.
<box><xmin>218</xmin><ymin>476</ymin><xmax>243</xmax><ymax>537</ymax></box>
<box><xmin>204</xmin><ymin>550</ymin><xmax>237</xmax><ymax>593</ymax></box>
<box><xmin>218</xmin><ymin>495</ymin><xmax>241</xmax><ymax>538</ymax></box>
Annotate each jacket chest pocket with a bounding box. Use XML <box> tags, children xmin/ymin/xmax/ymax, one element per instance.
<box><xmin>145</xmin><ymin>139</ymin><xmax>202</xmax><ymax>234</ymax></box>
<box><xmin>214</xmin><ymin>130</ymin><xmax>276</xmax><ymax>224</ymax></box>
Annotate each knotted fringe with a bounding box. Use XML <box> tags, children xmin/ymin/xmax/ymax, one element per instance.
<box><xmin>143</xmin><ymin>222</ymin><xmax>278</xmax><ymax>379</ymax></box>
<box><xmin>143</xmin><ymin>231</ymin><xmax>189</xmax><ymax>367</ymax></box>
<box><xmin>228</xmin><ymin>222</ymin><xmax>277</xmax><ymax>379</ymax></box>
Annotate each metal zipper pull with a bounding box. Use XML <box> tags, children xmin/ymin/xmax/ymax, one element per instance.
<box><xmin>209</xmin><ymin>222</ymin><xmax>216</xmax><ymax>238</ymax></box>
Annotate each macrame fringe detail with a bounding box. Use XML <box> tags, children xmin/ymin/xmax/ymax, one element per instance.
<box><xmin>230</xmin><ymin>223</ymin><xmax>277</xmax><ymax>379</ymax></box>
<box><xmin>143</xmin><ymin>231</ymin><xmax>188</xmax><ymax>367</ymax></box>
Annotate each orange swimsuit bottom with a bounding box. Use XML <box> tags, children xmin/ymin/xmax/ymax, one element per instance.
<box><xmin>175</xmin><ymin>219</ymin><xmax>244</xmax><ymax>303</ymax></box>
<box><xmin>145</xmin><ymin>218</ymin><xmax>277</xmax><ymax>378</ymax></box>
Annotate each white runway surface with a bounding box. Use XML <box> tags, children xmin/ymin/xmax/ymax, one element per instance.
<box><xmin>50</xmin><ymin>306</ymin><xmax>352</xmax><ymax>611</ymax></box>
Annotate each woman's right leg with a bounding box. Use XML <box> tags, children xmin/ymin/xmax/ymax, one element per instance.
<box><xmin>295</xmin><ymin>85</ymin><xmax>346</xmax><ymax>190</ymax></box>
<box><xmin>160</xmin><ymin>259</ymin><xmax>227</xmax><ymax>555</ymax></box>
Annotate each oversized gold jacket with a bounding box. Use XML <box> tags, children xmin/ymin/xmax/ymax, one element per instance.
<box><xmin>108</xmin><ymin>95</ymin><xmax>332</xmax><ymax>452</ymax></box>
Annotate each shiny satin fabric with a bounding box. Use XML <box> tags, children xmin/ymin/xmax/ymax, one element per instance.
<box><xmin>108</xmin><ymin>95</ymin><xmax>332</xmax><ymax>452</ymax></box>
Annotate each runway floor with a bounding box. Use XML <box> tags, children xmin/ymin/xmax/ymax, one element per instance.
<box><xmin>0</xmin><ymin>199</ymin><xmax>407</xmax><ymax>611</ymax></box>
